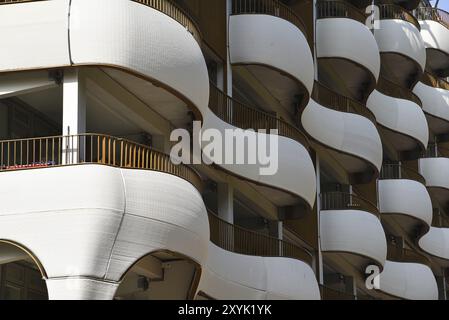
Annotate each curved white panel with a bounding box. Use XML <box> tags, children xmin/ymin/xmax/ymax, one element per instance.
<box><xmin>379</xmin><ymin>261</ymin><xmax>438</xmax><ymax>300</ymax></box>
<box><xmin>413</xmin><ymin>82</ymin><xmax>449</xmax><ymax>130</ymax></box>
<box><xmin>378</xmin><ymin>179</ymin><xmax>432</xmax><ymax>226</ymax></box>
<box><xmin>198</xmin><ymin>243</ymin><xmax>320</xmax><ymax>300</ymax></box>
<box><xmin>320</xmin><ymin>210</ymin><xmax>387</xmax><ymax>266</ymax></box>
<box><xmin>0</xmin><ymin>0</ymin><xmax>71</xmax><ymax>71</ymax></box>
<box><xmin>374</xmin><ymin>19</ymin><xmax>426</xmax><ymax>70</ymax></box>
<box><xmin>203</xmin><ymin>112</ymin><xmax>317</xmax><ymax>207</ymax></box>
<box><xmin>301</xmin><ymin>100</ymin><xmax>383</xmax><ymax>171</ymax></box>
<box><xmin>420</xmin><ymin>20</ymin><xmax>449</xmax><ymax>56</ymax></box>
<box><xmin>69</xmin><ymin>0</ymin><xmax>210</xmax><ymax>113</ymax></box>
<box><xmin>419</xmin><ymin>227</ymin><xmax>449</xmax><ymax>260</ymax></box>
<box><xmin>46</xmin><ymin>278</ymin><xmax>119</xmax><ymax>300</ymax></box>
<box><xmin>0</xmin><ymin>165</ymin><xmax>209</xmax><ymax>283</ymax></box>
<box><xmin>317</xmin><ymin>18</ymin><xmax>380</xmax><ymax>80</ymax></box>
<box><xmin>419</xmin><ymin>157</ymin><xmax>449</xmax><ymax>190</ymax></box>
<box><xmin>367</xmin><ymin>90</ymin><xmax>429</xmax><ymax>149</ymax></box>
<box><xmin>229</xmin><ymin>14</ymin><xmax>314</xmax><ymax>93</ymax></box>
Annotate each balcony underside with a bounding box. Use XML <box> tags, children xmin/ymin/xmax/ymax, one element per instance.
<box><xmin>374</xmin><ymin>20</ymin><xmax>426</xmax><ymax>87</ymax></box>
<box><xmin>413</xmin><ymin>82</ymin><xmax>449</xmax><ymax>135</ymax></box>
<box><xmin>229</xmin><ymin>14</ymin><xmax>314</xmax><ymax>111</ymax></box>
<box><xmin>378</xmin><ymin>180</ymin><xmax>432</xmax><ymax>236</ymax></box>
<box><xmin>301</xmin><ymin>100</ymin><xmax>382</xmax><ymax>183</ymax></box>
<box><xmin>320</xmin><ymin>210</ymin><xmax>387</xmax><ymax>271</ymax></box>
<box><xmin>378</xmin><ymin>261</ymin><xmax>438</xmax><ymax>300</ymax></box>
<box><xmin>317</xmin><ymin>18</ymin><xmax>380</xmax><ymax>101</ymax></box>
<box><xmin>197</xmin><ymin>243</ymin><xmax>320</xmax><ymax>300</ymax></box>
<box><xmin>367</xmin><ymin>90</ymin><xmax>428</xmax><ymax>157</ymax></box>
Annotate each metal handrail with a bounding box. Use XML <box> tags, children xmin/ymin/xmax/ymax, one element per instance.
<box><xmin>209</xmin><ymin>84</ymin><xmax>310</xmax><ymax>149</ymax></box>
<box><xmin>416</xmin><ymin>7</ymin><xmax>449</xmax><ymax>30</ymax></box>
<box><xmin>320</xmin><ymin>192</ymin><xmax>380</xmax><ymax>218</ymax></box>
<box><xmin>312</xmin><ymin>81</ymin><xmax>377</xmax><ymax>123</ymax></box>
<box><xmin>316</xmin><ymin>0</ymin><xmax>367</xmax><ymax>24</ymax></box>
<box><xmin>422</xmin><ymin>143</ymin><xmax>449</xmax><ymax>158</ymax></box>
<box><xmin>421</xmin><ymin>72</ymin><xmax>449</xmax><ymax>91</ymax></box>
<box><xmin>377</xmin><ymin>77</ymin><xmax>422</xmax><ymax>107</ymax></box>
<box><xmin>231</xmin><ymin>0</ymin><xmax>307</xmax><ymax>35</ymax></box>
<box><xmin>207</xmin><ymin>209</ymin><xmax>314</xmax><ymax>267</ymax></box>
<box><xmin>0</xmin><ymin>133</ymin><xmax>203</xmax><ymax>191</ymax></box>
<box><xmin>378</xmin><ymin>4</ymin><xmax>421</xmax><ymax>30</ymax></box>
<box><xmin>387</xmin><ymin>245</ymin><xmax>432</xmax><ymax>268</ymax></box>
<box><xmin>380</xmin><ymin>163</ymin><xmax>425</xmax><ymax>185</ymax></box>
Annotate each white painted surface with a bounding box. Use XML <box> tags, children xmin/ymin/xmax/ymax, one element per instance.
<box><xmin>413</xmin><ymin>82</ymin><xmax>449</xmax><ymax>125</ymax></box>
<box><xmin>203</xmin><ymin>113</ymin><xmax>317</xmax><ymax>207</ymax></box>
<box><xmin>419</xmin><ymin>157</ymin><xmax>449</xmax><ymax>190</ymax></box>
<box><xmin>379</xmin><ymin>261</ymin><xmax>438</xmax><ymax>300</ymax></box>
<box><xmin>301</xmin><ymin>99</ymin><xmax>383</xmax><ymax>171</ymax></box>
<box><xmin>374</xmin><ymin>19</ymin><xmax>426</xmax><ymax>70</ymax></box>
<box><xmin>317</xmin><ymin>18</ymin><xmax>380</xmax><ymax>80</ymax></box>
<box><xmin>420</xmin><ymin>20</ymin><xmax>449</xmax><ymax>56</ymax></box>
<box><xmin>229</xmin><ymin>14</ymin><xmax>314</xmax><ymax>93</ymax></box>
<box><xmin>419</xmin><ymin>227</ymin><xmax>449</xmax><ymax>260</ymax></box>
<box><xmin>367</xmin><ymin>90</ymin><xmax>429</xmax><ymax>149</ymax></box>
<box><xmin>378</xmin><ymin>179</ymin><xmax>432</xmax><ymax>226</ymax></box>
<box><xmin>320</xmin><ymin>210</ymin><xmax>387</xmax><ymax>267</ymax></box>
<box><xmin>198</xmin><ymin>243</ymin><xmax>320</xmax><ymax>300</ymax></box>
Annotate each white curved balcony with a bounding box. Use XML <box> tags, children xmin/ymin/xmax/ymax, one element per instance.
<box><xmin>0</xmin><ymin>164</ymin><xmax>209</xmax><ymax>284</ymax></box>
<box><xmin>375</xmin><ymin>4</ymin><xmax>426</xmax><ymax>86</ymax></box>
<box><xmin>378</xmin><ymin>167</ymin><xmax>432</xmax><ymax>235</ymax></box>
<box><xmin>367</xmin><ymin>89</ymin><xmax>428</xmax><ymax>156</ymax></box>
<box><xmin>378</xmin><ymin>261</ymin><xmax>438</xmax><ymax>300</ymax></box>
<box><xmin>419</xmin><ymin>157</ymin><xmax>449</xmax><ymax>206</ymax></box>
<box><xmin>207</xmin><ymin>87</ymin><xmax>316</xmax><ymax>207</ymax></box>
<box><xmin>229</xmin><ymin>11</ymin><xmax>314</xmax><ymax>110</ymax></box>
<box><xmin>413</xmin><ymin>81</ymin><xmax>449</xmax><ymax>135</ymax></box>
<box><xmin>320</xmin><ymin>193</ymin><xmax>387</xmax><ymax>269</ymax></box>
<box><xmin>198</xmin><ymin>243</ymin><xmax>320</xmax><ymax>300</ymax></box>
<box><xmin>417</xmin><ymin>7</ymin><xmax>449</xmax><ymax>76</ymax></box>
<box><xmin>316</xmin><ymin>1</ymin><xmax>380</xmax><ymax>100</ymax></box>
<box><xmin>0</xmin><ymin>0</ymin><xmax>210</xmax><ymax>123</ymax></box>
<box><xmin>302</xmin><ymin>97</ymin><xmax>382</xmax><ymax>183</ymax></box>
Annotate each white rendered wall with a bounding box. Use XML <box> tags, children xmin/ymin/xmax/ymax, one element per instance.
<box><xmin>419</xmin><ymin>227</ymin><xmax>449</xmax><ymax>261</ymax></box>
<box><xmin>419</xmin><ymin>157</ymin><xmax>449</xmax><ymax>190</ymax></box>
<box><xmin>320</xmin><ymin>210</ymin><xmax>387</xmax><ymax>267</ymax></box>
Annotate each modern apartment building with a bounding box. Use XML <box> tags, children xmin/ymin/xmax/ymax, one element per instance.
<box><xmin>0</xmin><ymin>0</ymin><xmax>447</xmax><ymax>300</ymax></box>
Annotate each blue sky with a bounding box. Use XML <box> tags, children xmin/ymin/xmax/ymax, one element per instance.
<box><xmin>430</xmin><ymin>0</ymin><xmax>449</xmax><ymax>11</ymax></box>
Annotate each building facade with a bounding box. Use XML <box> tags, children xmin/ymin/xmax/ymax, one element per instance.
<box><xmin>0</xmin><ymin>0</ymin><xmax>446</xmax><ymax>300</ymax></box>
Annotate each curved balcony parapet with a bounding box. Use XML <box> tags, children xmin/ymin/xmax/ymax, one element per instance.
<box><xmin>367</xmin><ymin>88</ymin><xmax>428</xmax><ymax>157</ymax></box>
<box><xmin>416</xmin><ymin>7</ymin><xmax>449</xmax><ymax>77</ymax></box>
<box><xmin>316</xmin><ymin>0</ymin><xmax>381</xmax><ymax>96</ymax></box>
<box><xmin>206</xmin><ymin>86</ymin><xmax>317</xmax><ymax>208</ymax></box>
<box><xmin>198</xmin><ymin>242</ymin><xmax>321</xmax><ymax>300</ymax></box>
<box><xmin>301</xmin><ymin>86</ymin><xmax>383</xmax><ymax>180</ymax></box>
<box><xmin>207</xmin><ymin>210</ymin><xmax>313</xmax><ymax>267</ymax></box>
<box><xmin>320</xmin><ymin>192</ymin><xmax>387</xmax><ymax>269</ymax></box>
<box><xmin>413</xmin><ymin>78</ymin><xmax>449</xmax><ymax>135</ymax></box>
<box><xmin>378</xmin><ymin>260</ymin><xmax>438</xmax><ymax>300</ymax></box>
<box><xmin>377</xmin><ymin>77</ymin><xmax>423</xmax><ymax>107</ymax></box>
